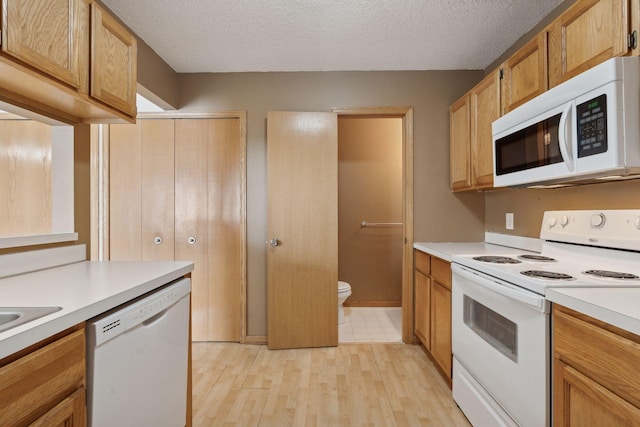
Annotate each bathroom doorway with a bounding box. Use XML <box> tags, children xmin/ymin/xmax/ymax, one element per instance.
<box><xmin>334</xmin><ymin>107</ymin><xmax>414</xmax><ymax>343</ymax></box>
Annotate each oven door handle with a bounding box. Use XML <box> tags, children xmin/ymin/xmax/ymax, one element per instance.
<box><xmin>452</xmin><ymin>264</ymin><xmax>548</xmax><ymax>313</ymax></box>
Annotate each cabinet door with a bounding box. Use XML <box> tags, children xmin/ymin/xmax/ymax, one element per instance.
<box><xmin>450</xmin><ymin>95</ymin><xmax>471</xmax><ymax>191</ymax></box>
<box><xmin>414</xmin><ymin>270</ymin><xmax>430</xmax><ymax>349</ymax></box>
<box><xmin>2</xmin><ymin>0</ymin><xmax>87</xmax><ymax>89</ymax></box>
<box><xmin>548</xmin><ymin>0</ymin><xmax>631</xmax><ymax>87</ymax></box>
<box><xmin>29</xmin><ymin>387</ymin><xmax>86</xmax><ymax>427</ymax></box>
<box><xmin>554</xmin><ymin>360</ymin><xmax>640</xmax><ymax>426</ymax></box>
<box><xmin>470</xmin><ymin>71</ymin><xmax>500</xmax><ymax>189</ymax></box>
<box><xmin>91</xmin><ymin>2</ymin><xmax>137</xmax><ymax>116</ymax></box>
<box><xmin>502</xmin><ymin>33</ymin><xmax>548</xmax><ymax>113</ymax></box>
<box><xmin>430</xmin><ymin>280</ymin><xmax>452</xmax><ymax>378</ymax></box>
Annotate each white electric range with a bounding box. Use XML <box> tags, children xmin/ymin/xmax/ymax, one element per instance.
<box><xmin>450</xmin><ymin>210</ymin><xmax>640</xmax><ymax>427</ymax></box>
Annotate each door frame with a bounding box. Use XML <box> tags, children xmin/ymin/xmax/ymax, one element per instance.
<box><xmin>90</xmin><ymin>111</ymin><xmax>249</xmax><ymax>342</ymax></box>
<box><xmin>332</xmin><ymin>107</ymin><xmax>414</xmax><ymax>343</ymax></box>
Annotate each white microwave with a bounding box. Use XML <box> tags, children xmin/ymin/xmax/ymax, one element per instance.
<box><xmin>492</xmin><ymin>57</ymin><xmax>640</xmax><ymax>188</ymax></box>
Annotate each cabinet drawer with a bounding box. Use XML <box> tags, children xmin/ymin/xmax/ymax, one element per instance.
<box><xmin>0</xmin><ymin>327</ymin><xmax>85</xmax><ymax>425</ymax></box>
<box><xmin>415</xmin><ymin>250</ymin><xmax>431</xmax><ymax>275</ymax></box>
<box><xmin>553</xmin><ymin>306</ymin><xmax>640</xmax><ymax>408</ymax></box>
<box><xmin>431</xmin><ymin>257</ymin><xmax>451</xmax><ymax>289</ymax></box>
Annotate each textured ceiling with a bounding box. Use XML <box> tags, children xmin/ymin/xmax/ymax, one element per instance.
<box><xmin>101</xmin><ymin>0</ymin><xmax>564</xmax><ymax>73</ymax></box>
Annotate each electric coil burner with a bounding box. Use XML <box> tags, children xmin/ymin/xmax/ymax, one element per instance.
<box><xmin>518</xmin><ymin>254</ymin><xmax>556</xmax><ymax>262</ymax></box>
<box><xmin>521</xmin><ymin>270</ymin><xmax>575</xmax><ymax>280</ymax></box>
<box><xmin>472</xmin><ymin>256</ymin><xmax>521</xmax><ymax>264</ymax></box>
<box><xmin>583</xmin><ymin>270</ymin><xmax>640</xmax><ymax>280</ymax></box>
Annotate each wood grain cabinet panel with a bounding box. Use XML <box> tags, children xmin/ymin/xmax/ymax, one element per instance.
<box><xmin>0</xmin><ymin>326</ymin><xmax>85</xmax><ymax>426</ymax></box>
<box><xmin>548</xmin><ymin>0</ymin><xmax>631</xmax><ymax>87</ymax></box>
<box><xmin>502</xmin><ymin>33</ymin><xmax>548</xmax><ymax>113</ymax></box>
<box><xmin>2</xmin><ymin>0</ymin><xmax>87</xmax><ymax>89</ymax></box>
<box><xmin>413</xmin><ymin>250</ymin><xmax>452</xmax><ymax>385</ymax></box>
<box><xmin>470</xmin><ymin>70</ymin><xmax>500</xmax><ymax>189</ymax></box>
<box><xmin>553</xmin><ymin>305</ymin><xmax>640</xmax><ymax>426</ymax></box>
<box><xmin>449</xmin><ymin>95</ymin><xmax>471</xmax><ymax>191</ymax></box>
<box><xmin>91</xmin><ymin>2</ymin><xmax>137</xmax><ymax>116</ymax></box>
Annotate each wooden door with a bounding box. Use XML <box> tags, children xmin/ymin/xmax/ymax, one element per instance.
<box><xmin>548</xmin><ymin>0</ymin><xmax>630</xmax><ymax>87</ymax></box>
<box><xmin>449</xmin><ymin>95</ymin><xmax>471</xmax><ymax>191</ymax></box>
<box><xmin>3</xmin><ymin>0</ymin><xmax>87</xmax><ymax>89</ymax></box>
<box><xmin>431</xmin><ymin>280</ymin><xmax>452</xmax><ymax>377</ymax></box>
<box><xmin>141</xmin><ymin>120</ymin><xmax>175</xmax><ymax>261</ymax></box>
<box><xmin>470</xmin><ymin>71</ymin><xmax>500</xmax><ymax>189</ymax></box>
<box><xmin>90</xmin><ymin>2</ymin><xmax>137</xmax><ymax>116</ymax></box>
<box><xmin>502</xmin><ymin>33</ymin><xmax>548</xmax><ymax>113</ymax></box>
<box><xmin>267</xmin><ymin>111</ymin><xmax>338</xmax><ymax>349</ymax></box>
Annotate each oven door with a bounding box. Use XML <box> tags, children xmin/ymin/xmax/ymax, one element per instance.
<box><xmin>451</xmin><ymin>264</ymin><xmax>550</xmax><ymax>427</ymax></box>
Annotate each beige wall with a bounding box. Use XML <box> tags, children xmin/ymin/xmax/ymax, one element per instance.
<box><xmin>178</xmin><ymin>70</ymin><xmax>486</xmax><ymax>336</ymax></box>
<box><xmin>338</xmin><ymin>117</ymin><xmax>403</xmax><ymax>306</ymax></box>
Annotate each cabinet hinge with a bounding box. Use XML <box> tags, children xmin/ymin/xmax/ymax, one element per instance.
<box><xmin>499</xmin><ymin>68</ymin><xmax>504</xmax><ymax>79</ymax></box>
<box><xmin>628</xmin><ymin>31</ymin><xmax>637</xmax><ymax>49</ymax></box>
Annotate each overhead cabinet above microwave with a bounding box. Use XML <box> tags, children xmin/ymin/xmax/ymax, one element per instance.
<box><xmin>0</xmin><ymin>0</ymin><xmax>137</xmax><ymax>124</ymax></box>
<box><xmin>492</xmin><ymin>57</ymin><xmax>640</xmax><ymax>188</ymax></box>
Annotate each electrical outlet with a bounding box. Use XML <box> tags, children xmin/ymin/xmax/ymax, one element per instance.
<box><xmin>506</xmin><ymin>213</ymin><xmax>514</xmax><ymax>230</ymax></box>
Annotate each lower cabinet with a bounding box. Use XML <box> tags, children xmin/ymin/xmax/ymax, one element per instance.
<box><xmin>414</xmin><ymin>250</ymin><xmax>452</xmax><ymax>385</ymax></box>
<box><xmin>0</xmin><ymin>325</ymin><xmax>86</xmax><ymax>426</ymax></box>
<box><xmin>553</xmin><ymin>305</ymin><xmax>640</xmax><ymax>426</ymax></box>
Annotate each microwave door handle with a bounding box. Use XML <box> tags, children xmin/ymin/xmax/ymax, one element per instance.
<box><xmin>558</xmin><ymin>103</ymin><xmax>575</xmax><ymax>172</ymax></box>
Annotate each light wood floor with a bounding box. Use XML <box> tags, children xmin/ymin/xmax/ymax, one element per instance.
<box><xmin>192</xmin><ymin>342</ymin><xmax>471</xmax><ymax>426</ymax></box>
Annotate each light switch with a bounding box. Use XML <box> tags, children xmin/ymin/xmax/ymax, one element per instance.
<box><xmin>506</xmin><ymin>213</ymin><xmax>514</xmax><ymax>230</ymax></box>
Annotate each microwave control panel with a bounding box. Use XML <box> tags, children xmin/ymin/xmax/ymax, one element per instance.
<box><xmin>576</xmin><ymin>94</ymin><xmax>607</xmax><ymax>158</ymax></box>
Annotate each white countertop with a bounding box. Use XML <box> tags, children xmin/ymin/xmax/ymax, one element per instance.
<box><xmin>414</xmin><ymin>232</ymin><xmax>542</xmax><ymax>261</ymax></box>
<box><xmin>0</xmin><ymin>260</ymin><xmax>193</xmax><ymax>360</ymax></box>
<box><xmin>547</xmin><ymin>287</ymin><xmax>640</xmax><ymax>336</ymax></box>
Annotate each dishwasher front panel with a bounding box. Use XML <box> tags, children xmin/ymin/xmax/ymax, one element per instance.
<box><xmin>86</xmin><ymin>278</ymin><xmax>191</xmax><ymax>427</ymax></box>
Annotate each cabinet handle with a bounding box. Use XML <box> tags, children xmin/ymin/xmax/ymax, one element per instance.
<box><xmin>154</xmin><ymin>236</ymin><xmax>162</xmax><ymax>245</ymax></box>
<box><xmin>187</xmin><ymin>236</ymin><xmax>197</xmax><ymax>245</ymax></box>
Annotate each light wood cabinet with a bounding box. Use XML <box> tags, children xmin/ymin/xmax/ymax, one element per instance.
<box><xmin>502</xmin><ymin>32</ymin><xmax>548</xmax><ymax>113</ymax></box>
<box><xmin>2</xmin><ymin>0</ymin><xmax>88</xmax><ymax>90</ymax></box>
<box><xmin>449</xmin><ymin>95</ymin><xmax>471</xmax><ymax>191</ymax></box>
<box><xmin>109</xmin><ymin>117</ymin><xmax>244</xmax><ymax>342</ymax></box>
<box><xmin>90</xmin><ymin>2</ymin><xmax>137</xmax><ymax>117</ymax></box>
<box><xmin>553</xmin><ymin>304</ymin><xmax>640</xmax><ymax>426</ymax></box>
<box><xmin>414</xmin><ymin>250</ymin><xmax>452</xmax><ymax>385</ymax></box>
<box><xmin>0</xmin><ymin>0</ymin><xmax>136</xmax><ymax>123</ymax></box>
<box><xmin>548</xmin><ymin>0</ymin><xmax>633</xmax><ymax>87</ymax></box>
<box><xmin>470</xmin><ymin>70</ymin><xmax>500</xmax><ymax>189</ymax></box>
<box><xmin>0</xmin><ymin>325</ymin><xmax>86</xmax><ymax>426</ymax></box>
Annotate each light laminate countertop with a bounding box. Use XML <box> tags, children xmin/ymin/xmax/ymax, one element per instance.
<box><xmin>0</xmin><ymin>260</ymin><xmax>193</xmax><ymax>360</ymax></box>
<box><xmin>547</xmin><ymin>287</ymin><xmax>640</xmax><ymax>336</ymax></box>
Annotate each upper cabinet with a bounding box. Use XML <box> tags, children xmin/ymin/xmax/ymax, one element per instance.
<box><xmin>91</xmin><ymin>2</ymin><xmax>137</xmax><ymax>117</ymax></box>
<box><xmin>2</xmin><ymin>0</ymin><xmax>87</xmax><ymax>90</ymax></box>
<box><xmin>501</xmin><ymin>33</ymin><xmax>548</xmax><ymax>113</ymax></box>
<box><xmin>548</xmin><ymin>0</ymin><xmax>633</xmax><ymax>87</ymax></box>
<box><xmin>450</xmin><ymin>70</ymin><xmax>499</xmax><ymax>191</ymax></box>
<box><xmin>0</xmin><ymin>0</ymin><xmax>137</xmax><ymax>123</ymax></box>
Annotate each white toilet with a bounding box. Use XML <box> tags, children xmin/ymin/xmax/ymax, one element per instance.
<box><xmin>337</xmin><ymin>281</ymin><xmax>352</xmax><ymax>324</ymax></box>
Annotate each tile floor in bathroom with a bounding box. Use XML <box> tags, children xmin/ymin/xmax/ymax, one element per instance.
<box><xmin>338</xmin><ymin>307</ymin><xmax>402</xmax><ymax>343</ymax></box>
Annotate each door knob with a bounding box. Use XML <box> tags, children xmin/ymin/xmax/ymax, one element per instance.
<box><xmin>153</xmin><ymin>236</ymin><xmax>162</xmax><ymax>245</ymax></box>
<box><xmin>267</xmin><ymin>238</ymin><xmax>280</xmax><ymax>247</ymax></box>
<box><xmin>187</xmin><ymin>236</ymin><xmax>197</xmax><ymax>245</ymax></box>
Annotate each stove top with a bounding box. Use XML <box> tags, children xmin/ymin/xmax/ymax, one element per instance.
<box><xmin>453</xmin><ymin>210</ymin><xmax>640</xmax><ymax>296</ymax></box>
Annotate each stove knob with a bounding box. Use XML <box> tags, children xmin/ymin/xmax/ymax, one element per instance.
<box><xmin>560</xmin><ymin>215</ymin><xmax>569</xmax><ymax>227</ymax></box>
<box><xmin>635</xmin><ymin>216</ymin><xmax>640</xmax><ymax>230</ymax></box>
<box><xmin>547</xmin><ymin>216</ymin><xmax>557</xmax><ymax>228</ymax></box>
<box><xmin>590</xmin><ymin>213</ymin><xmax>606</xmax><ymax>228</ymax></box>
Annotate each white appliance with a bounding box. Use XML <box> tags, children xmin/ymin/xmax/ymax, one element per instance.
<box><xmin>492</xmin><ymin>57</ymin><xmax>640</xmax><ymax>188</ymax></box>
<box><xmin>86</xmin><ymin>277</ymin><xmax>191</xmax><ymax>427</ymax></box>
<box><xmin>451</xmin><ymin>210</ymin><xmax>640</xmax><ymax>427</ymax></box>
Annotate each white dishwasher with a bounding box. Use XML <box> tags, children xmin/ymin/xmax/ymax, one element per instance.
<box><xmin>86</xmin><ymin>277</ymin><xmax>191</xmax><ymax>427</ymax></box>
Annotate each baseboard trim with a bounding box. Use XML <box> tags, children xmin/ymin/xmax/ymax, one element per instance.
<box><xmin>244</xmin><ymin>335</ymin><xmax>267</xmax><ymax>345</ymax></box>
<box><xmin>344</xmin><ymin>301</ymin><xmax>402</xmax><ymax>307</ymax></box>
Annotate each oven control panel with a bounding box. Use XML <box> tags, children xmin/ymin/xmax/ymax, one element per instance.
<box><xmin>541</xmin><ymin>210</ymin><xmax>640</xmax><ymax>251</ymax></box>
